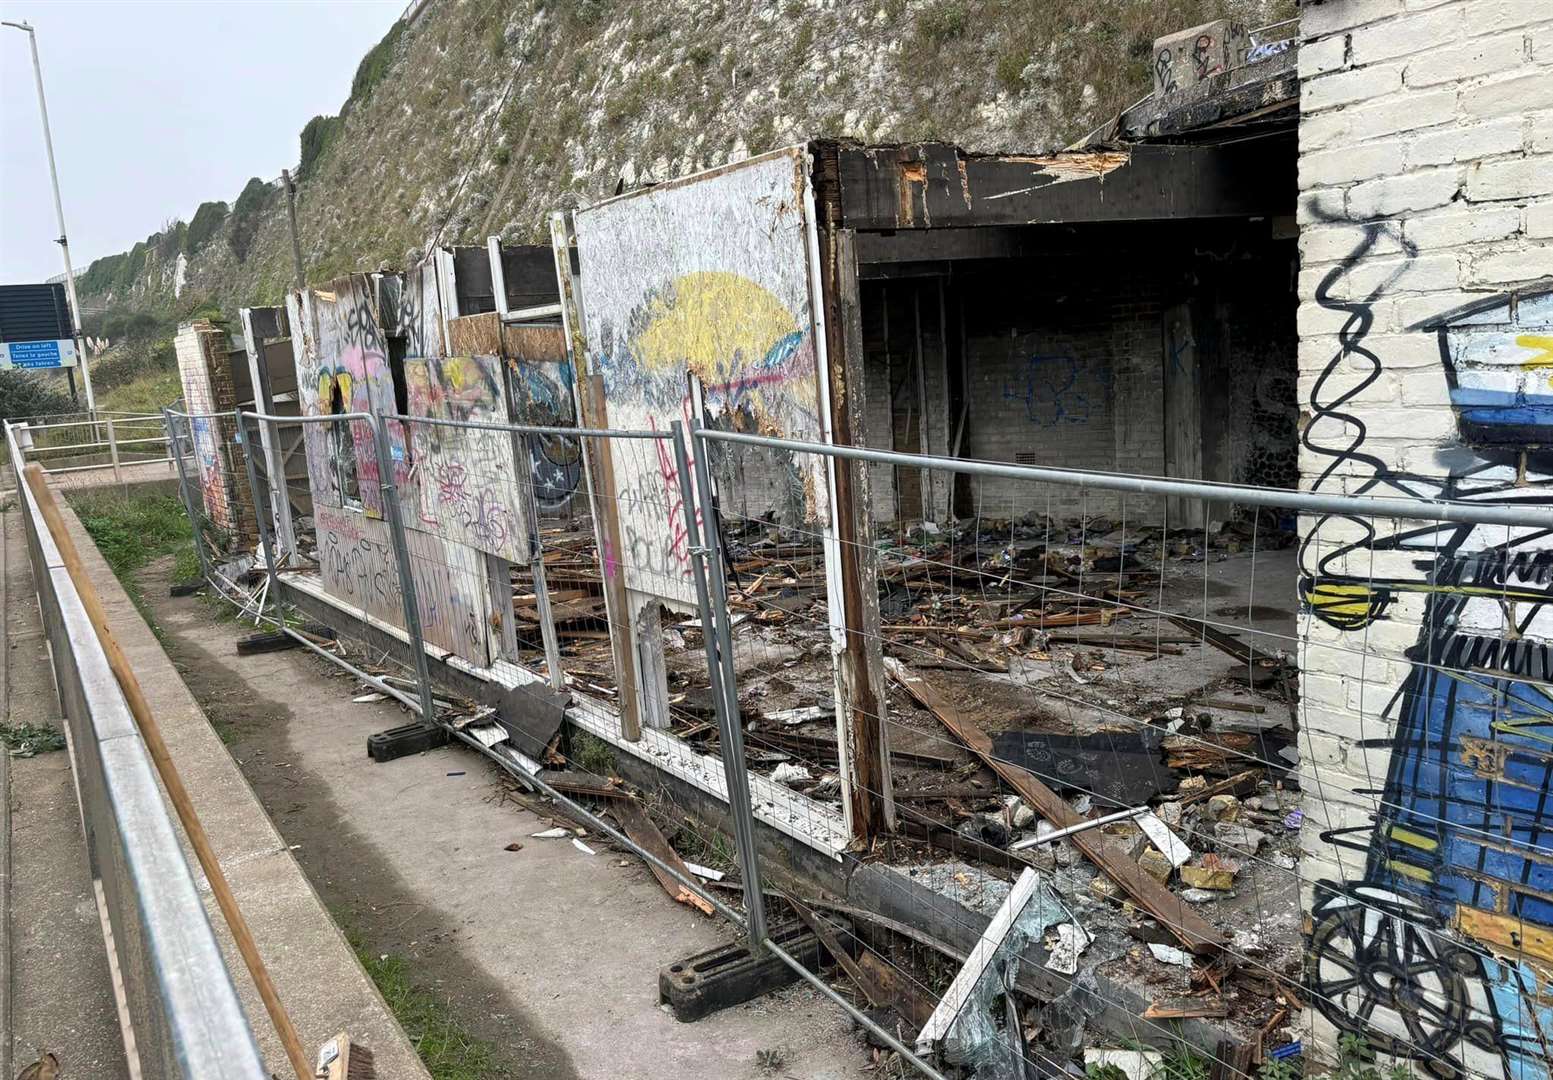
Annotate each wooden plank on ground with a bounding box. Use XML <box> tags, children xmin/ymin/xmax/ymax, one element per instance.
<box><xmin>785</xmin><ymin>892</ymin><xmax>935</xmax><ymax>1032</ymax></box>
<box><xmin>612</xmin><ymin>800</ymin><xmax>714</xmax><ymax>916</ymax></box>
<box><xmin>885</xmin><ymin>657</ymin><xmax>1225</xmax><ymax>957</ymax></box>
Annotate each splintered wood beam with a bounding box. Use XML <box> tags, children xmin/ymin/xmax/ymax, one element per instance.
<box><xmin>613</xmin><ymin>800</ymin><xmax>714</xmax><ymax>917</ymax></box>
<box><xmin>821</xmin><ymin>227</ymin><xmax>895</xmax><ymax>840</ymax></box>
<box><xmin>885</xmin><ymin>658</ymin><xmax>1225</xmax><ymax>957</ymax></box>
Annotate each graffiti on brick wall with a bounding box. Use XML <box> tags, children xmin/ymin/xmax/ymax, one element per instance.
<box><xmin>1298</xmin><ymin>219</ymin><xmax>1553</xmax><ymax>1080</ymax></box>
<box><xmin>573</xmin><ymin>148</ymin><xmax>828</xmax><ymax>606</ymax></box>
<box><xmin>405</xmin><ymin>353</ymin><xmax>529</xmax><ymax>563</ymax></box>
<box><xmin>190</xmin><ymin>415</ymin><xmax>227</xmax><ymax>528</ymax></box>
<box><xmin>1002</xmin><ymin>353</ymin><xmax>1097</xmax><ymax>427</ymax></box>
<box><xmin>315</xmin><ymin>504</ymin><xmax>490</xmax><ymax>665</ymax></box>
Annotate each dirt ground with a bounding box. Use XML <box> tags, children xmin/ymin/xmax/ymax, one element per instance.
<box><xmin>134</xmin><ymin>554</ymin><xmax>873</xmax><ymax>1080</ymax></box>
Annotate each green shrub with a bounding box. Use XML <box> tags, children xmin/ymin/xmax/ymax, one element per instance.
<box><xmin>298</xmin><ymin>114</ymin><xmax>343</xmax><ymax>182</ymax></box>
<box><xmin>349</xmin><ymin>19</ymin><xmax>405</xmax><ymax>109</ymax></box>
<box><xmin>185</xmin><ymin>200</ymin><xmax>229</xmax><ymax>254</ymax></box>
<box><xmin>0</xmin><ymin>368</ymin><xmax>74</xmax><ymax>421</ymax></box>
<box><xmin>917</xmin><ymin>0</ymin><xmax>968</xmax><ymax>43</ymax></box>
<box><xmin>229</xmin><ymin>177</ymin><xmax>274</xmax><ymax>262</ymax></box>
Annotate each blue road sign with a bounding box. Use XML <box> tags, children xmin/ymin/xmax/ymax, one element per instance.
<box><xmin>0</xmin><ymin>339</ymin><xmax>77</xmax><ymax>369</ymax></box>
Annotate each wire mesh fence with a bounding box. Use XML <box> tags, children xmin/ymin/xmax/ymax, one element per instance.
<box><xmin>695</xmin><ymin>428</ymin><xmax>1553</xmax><ymax>1080</ymax></box>
<box><xmin>153</xmin><ymin>402</ymin><xmax>1553</xmax><ymax>1080</ymax></box>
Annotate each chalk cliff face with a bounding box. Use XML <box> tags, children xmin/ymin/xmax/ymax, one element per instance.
<box><xmin>78</xmin><ymin>0</ymin><xmax>1293</xmax><ymax>319</ymax></box>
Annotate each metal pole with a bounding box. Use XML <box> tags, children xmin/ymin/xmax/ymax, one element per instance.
<box><xmin>105</xmin><ymin>416</ymin><xmax>122</xmax><ymax>487</ymax></box>
<box><xmin>369</xmin><ymin>416</ymin><xmax>438</xmax><ymax>724</ymax></box>
<box><xmin>237</xmin><ymin>414</ymin><xmax>284</xmax><ymax>628</ymax></box>
<box><xmin>696</xmin><ymin>429</ymin><xmax>1553</xmax><ymax>531</ymax></box>
<box><xmin>678</xmin><ymin>422</ymin><xmax>767</xmax><ymax>949</ymax></box>
<box><xmin>163</xmin><ymin>409</ymin><xmax>214</xmax><ymax>585</ymax></box>
<box><xmin>1008</xmin><ymin>805</ymin><xmax>1149</xmax><ymax>851</ymax></box>
<box><xmin>281</xmin><ymin>169</ymin><xmax>305</xmax><ymax>290</ymax></box>
<box><xmin>3</xmin><ymin>21</ymin><xmax>93</xmax><ymax>412</ymax></box>
<box><xmin>518</xmin><ymin>433</ymin><xmax>565</xmax><ymax>690</ymax></box>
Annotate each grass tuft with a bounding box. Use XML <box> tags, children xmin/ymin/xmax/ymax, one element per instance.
<box><xmin>350</xmin><ymin>932</ymin><xmax>511</xmax><ymax>1080</ymax></box>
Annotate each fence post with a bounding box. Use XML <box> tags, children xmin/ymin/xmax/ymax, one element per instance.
<box><xmin>518</xmin><ymin>433</ymin><xmax>565</xmax><ymax>691</ymax></box>
<box><xmin>674</xmin><ymin>421</ymin><xmax>767</xmax><ymax>949</ymax></box>
<box><xmin>164</xmin><ymin>409</ymin><xmax>214</xmax><ymax>586</ymax></box>
<box><xmin>105</xmin><ymin>416</ymin><xmax>123</xmax><ymax>487</ymax></box>
<box><xmin>369</xmin><ymin>415</ymin><xmax>439</xmax><ymax>725</ymax></box>
<box><xmin>237</xmin><ymin>413</ymin><xmax>284</xmax><ymax>627</ymax></box>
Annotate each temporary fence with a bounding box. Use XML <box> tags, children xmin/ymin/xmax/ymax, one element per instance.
<box><xmin>4</xmin><ymin>419</ymin><xmax>267</xmax><ymax>1079</ymax></box>
<box><xmin>158</xmin><ymin>404</ymin><xmax>1553</xmax><ymax>1080</ymax></box>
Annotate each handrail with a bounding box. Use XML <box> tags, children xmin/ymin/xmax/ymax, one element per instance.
<box><xmin>4</xmin><ymin>421</ymin><xmax>267</xmax><ymax>1078</ymax></box>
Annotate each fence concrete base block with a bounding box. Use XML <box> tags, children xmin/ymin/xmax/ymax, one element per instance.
<box><xmin>367</xmin><ymin>721</ymin><xmax>450</xmax><ymax>763</ymax></box>
<box><xmin>659</xmin><ymin>916</ymin><xmax>853</xmax><ymax>1022</ymax></box>
<box><xmin>235</xmin><ymin>631</ymin><xmax>300</xmax><ymax>655</ymax></box>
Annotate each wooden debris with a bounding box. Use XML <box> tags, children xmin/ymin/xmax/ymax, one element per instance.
<box><xmin>612</xmin><ymin>800</ymin><xmax>715</xmax><ymax>916</ymax></box>
<box><xmin>1142</xmin><ymin>1001</ymin><xmax>1228</xmax><ymax>1020</ymax></box>
<box><xmin>886</xmin><ymin>658</ymin><xmax>1225</xmax><ymax>956</ymax></box>
<box><xmin>1177</xmin><ymin>769</ymin><xmax>1263</xmax><ymax>808</ymax></box>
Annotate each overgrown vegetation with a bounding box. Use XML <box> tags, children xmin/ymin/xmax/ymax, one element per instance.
<box><xmin>229</xmin><ymin>176</ymin><xmax>275</xmax><ymax>261</ymax></box>
<box><xmin>298</xmin><ymin>114</ymin><xmax>344</xmax><ymax>181</ymax></box>
<box><xmin>186</xmin><ymin>200</ymin><xmax>229</xmax><ymax>255</ymax></box>
<box><xmin>70</xmin><ymin>490</ymin><xmax>196</xmax><ymax>582</ymax></box>
<box><xmin>0</xmin><ymin>368</ymin><xmax>74</xmax><ymax>421</ymax></box>
<box><xmin>570</xmin><ymin>730</ymin><xmax>615</xmax><ymax>774</ymax></box>
<box><xmin>347</xmin><ymin>930</ymin><xmax>511</xmax><ymax>1080</ymax></box>
<box><xmin>349</xmin><ymin>19</ymin><xmax>406</xmax><ymax>109</ymax></box>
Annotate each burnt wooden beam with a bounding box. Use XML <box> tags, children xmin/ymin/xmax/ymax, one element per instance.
<box><xmin>818</xmin><ymin>220</ymin><xmax>896</xmax><ymax>843</ymax></box>
<box><xmin>835</xmin><ymin>140</ymin><xmax>1294</xmax><ymax>233</ymax></box>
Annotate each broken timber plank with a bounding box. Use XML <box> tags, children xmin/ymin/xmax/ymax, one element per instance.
<box><xmin>1176</xmin><ymin>769</ymin><xmax>1262</xmax><ymax>809</ymax></box>
<box><xmin>885</xmin><ymin>658</ymin><xmax>1225</xmax><ymax>957</ymax></box>
<box><xmin>612</xmin><ymin>800</ymin><xmax>714</xmax><ymax>917</ymax></box>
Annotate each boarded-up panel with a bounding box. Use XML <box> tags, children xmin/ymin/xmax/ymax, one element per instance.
<box><xmin>403</xmin><ymin>354</ymin><xmax>530</xmax><ymax>563</ymax></box>
<box><xmin>505</xmin><ymin>324</ymin><xmax>582</xmax><ymax>510</ymax></box>
<box><xmin>314</xmin><ymin>503</ymin><xmax>491</xmax><ymax>665</ymax></box>
<box><xmin>447</xmin><ymin>311</ymin><xmax>504</xmax><ymax>356</ymax></box>
<box><xmin>396</xmin><ymin>263</ymin><xmax>445</xmax><ymax>360</ymax></box>
<box><xmin>288</xmin><ymin>278</ymin><xmax>407</xmax><ymax>517</ymax></box>
<box><xmin>572</xmin><ymin>147</ymin><xmax>829</xmax><ymax>605</ymax></box>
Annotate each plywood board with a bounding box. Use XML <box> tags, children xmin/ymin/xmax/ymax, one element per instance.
<box><xmin>572</xmin><ymin>147</ymin><xmax>829</xmax><ymax>605</ymax></box>
<box><xmin>314</xmin><ymin>503</ymin><xmax>491</xmax><ymax>666</ymax></box>
<box><xmin>404</xmin><ymin>354</ymin><xmax>530</xmax><ymax>563</ymax></box>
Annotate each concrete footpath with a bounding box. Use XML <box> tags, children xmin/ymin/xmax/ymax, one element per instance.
<box><xmin>138</xmin><ymin>570</ymin><xmax>872</xmax><ymax>1076</ymax></box>
<box><xmin>27</xmin><ymin>499</ymin><xmax>430</xmax><ymax>1079</ymax></box>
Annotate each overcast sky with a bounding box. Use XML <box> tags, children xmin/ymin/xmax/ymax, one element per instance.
<box><xmin>0</xmin><ymin>0</ymin><xmax>401</xmax><ymax>285</ymax></box>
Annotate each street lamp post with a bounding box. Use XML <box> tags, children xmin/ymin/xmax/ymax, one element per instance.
<box><xmin>3</xmin><ymin>19</ymin><xmax>95</xmax><ymax>413</ymax></box>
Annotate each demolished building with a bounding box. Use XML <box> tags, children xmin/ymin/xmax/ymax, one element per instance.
<box><xmin>170</xmin><ymin>5</ymin><xmax>1551</xmax><ymax>1077</ymax></box>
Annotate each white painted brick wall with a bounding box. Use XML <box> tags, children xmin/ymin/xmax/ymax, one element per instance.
<box><xmin>1296</xmin><ymin>0</ymin><xmax>1553</xmax><ymax>1069</ymax></box>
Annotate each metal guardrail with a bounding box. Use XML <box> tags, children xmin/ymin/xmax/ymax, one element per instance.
<box><xmin>4</xmin><ymin>411</ymin><xmax>170</xmax><ymax>484</ymax></box>
<box><xmin>5</xmin><ymin>420</ymin><xmax>267</xmax><ymax>1079</ymax></box>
